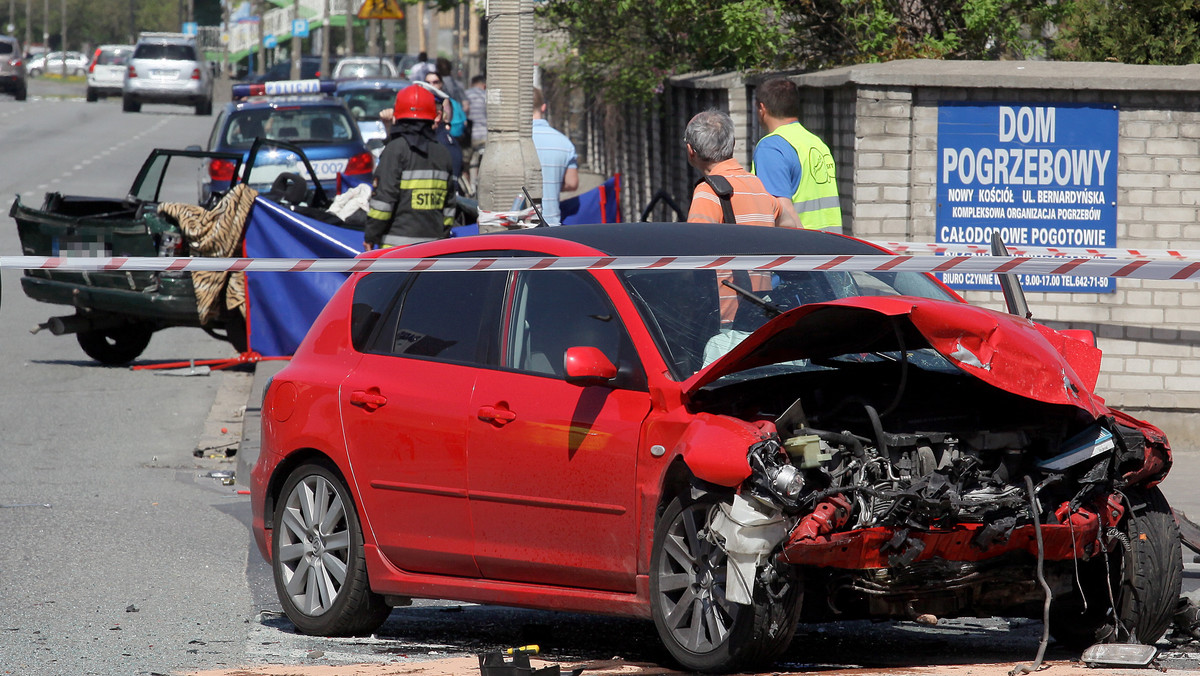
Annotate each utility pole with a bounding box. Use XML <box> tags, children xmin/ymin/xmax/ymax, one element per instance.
<box><xmin>477</xmin><ymin>0</ymin><xmax>540</xmax><ymax>213</ymax></box>
<box><xmin>254</xmin><ymin>0</ymin><xmax>263</xmax><ymax>76</ymax></box>
<box><xmin>343</xmin><ymin>0</ymin><xmax>352</xmax><ymax>57</ymax></box>
<box><xmin>319</xmin><ymin>0</ymin><xmax>329</xmax><ymax>75</ymax></box>
<box><xmin>23</xmin><ymin>0</ymin><xmax>30</xmax><ymax>53</ymax></box>
<box><xmin>289</xmin><ymin>0</ymin><xmax>300</xmax><ymax>79</ymax></box>
<box><xmin>57</xmin><ymin>0</ymin><xmax>62</xmax><ymax>77</ymax></box>
<box><xmin>40</xmin><ymin>0</ymin><xmax>45</xmax><ymax>52</ymax></box>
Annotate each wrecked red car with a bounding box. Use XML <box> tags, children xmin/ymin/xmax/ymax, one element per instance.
<box><xmin>250</xmin><ymin>223</ymin><xmax>1181</xmax><ymax>673</ymax></box>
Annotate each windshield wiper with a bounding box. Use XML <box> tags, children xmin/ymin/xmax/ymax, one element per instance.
<box><xmin>721</xmin><ymin>279</ymin><xmax>786</xmax><ymax>317</ymax></box>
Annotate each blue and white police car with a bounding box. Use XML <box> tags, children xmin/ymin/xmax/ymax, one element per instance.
<box><xmin>202</xmin><ymin>79</ymin><xmax>374</xmax><ymax>202</ymax></box>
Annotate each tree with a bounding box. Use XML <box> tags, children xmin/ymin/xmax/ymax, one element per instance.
<box><xmin>537</xmin><ymin>0</ymin><xmax>791</xmax><ymax>104</ymax></box>
<box><xmin>537</xmin><ymin>0</ymin><xmax>1067</xmax><ymax>104</ymax></box>
<box><xmin>1053</xmin><ymin>0</ymin><xmax>1200</xmax><ymax>64</ymax></box>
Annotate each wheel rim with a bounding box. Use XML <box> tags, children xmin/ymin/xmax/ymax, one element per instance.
<box><xmin>278</xmin><ymin>474</ymin><xmax>352</xmax><ymax>617</ymax></box>
<box><xmin>655</xmin><ymin>503</ymin><xmax>739</xmax><ymax>654</ymax></box>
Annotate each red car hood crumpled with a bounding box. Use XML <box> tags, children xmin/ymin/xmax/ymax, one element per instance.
<box><xmin>683</xmin><ymin>296</ymin><xmax>1106</xmax><ymax>418</ymax></box>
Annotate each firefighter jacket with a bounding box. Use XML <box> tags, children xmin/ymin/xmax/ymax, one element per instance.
<box><xmin>365</xmin><ymin>121</ymin><xmax>456</xmax><ymax>244</ymax></box>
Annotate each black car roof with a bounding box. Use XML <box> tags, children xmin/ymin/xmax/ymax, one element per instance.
<box><xmin>500</xmin><ymin>223</ymin><xmax>882</xmax><ymax>257</ymax></box>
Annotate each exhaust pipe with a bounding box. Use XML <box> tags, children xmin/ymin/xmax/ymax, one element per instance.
<box><xmin>33</xmin><ymin>314</ymin><xmax>130</xmax><ymax>336</ymax></box>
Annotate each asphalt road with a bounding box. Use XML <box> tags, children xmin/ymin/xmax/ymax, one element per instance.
<box><xmin>1</xmin><ymin>76</ymin><xmax>1200</xmax><ymax>676</ymax></box>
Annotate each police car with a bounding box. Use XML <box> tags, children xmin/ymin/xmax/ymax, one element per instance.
<box><xmin>334</xmin><ymin>78</ymin><xmax>411</xmax><ymax>157</ymax></box>
<box><xmin>202</xmin><ymin>79</ymin><xmax>374</xmax><ymax>203</ymax></box>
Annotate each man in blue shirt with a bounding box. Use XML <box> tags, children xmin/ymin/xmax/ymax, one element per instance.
<box><xmin>531</xmin><ymin>87</ymin><xmax>578</xmax><ymax>226</ymax></box>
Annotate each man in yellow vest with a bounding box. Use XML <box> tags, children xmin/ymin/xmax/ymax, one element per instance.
<box><xmin>751</xmin><ymin>78</ymin><xmax>843</xmax><ymax>233</ymax></box>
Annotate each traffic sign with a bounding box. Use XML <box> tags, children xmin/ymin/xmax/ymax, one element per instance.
<box><xmin>357</xmin><ymin>0</ymin><xmax>405</xmax><ymax>20</ymax></box>
<box><xmin>182</xmin><ymin>21</ymin><xmax>198</xmax><ymax>36</ymax></box>
<box><xmin>263</xmin><ymin>34</ymin><xmax>277</xmax><ymax>48</ymax></box>
<box><xmin>292</xmin><ymin>19</ymin><xmax>309</xmax><ymax>38</ymax></box>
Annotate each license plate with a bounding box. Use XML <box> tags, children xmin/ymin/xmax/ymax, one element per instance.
<box><xmin>53</xmin><ymin>235</ymin><xmax>111</xmax><ymax>257</ymax></box>
<box><xmin>150</xmin><ymin>69</ymin><xmax>177</xmax><ymax>79</ymax></box>
<box><xmin>301</xmin><ymin>159</ymin><xmax>349</xmax><ymax>180</ymax></box>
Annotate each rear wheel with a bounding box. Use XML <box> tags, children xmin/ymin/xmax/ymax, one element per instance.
<box><xmin>1049</xmin><ymin>486</ymin><xmax>1182</xmax><ymax>648</ymax></box>
<box><xmin>650</xmin><ymin>493</ymin><xmax>801</xmax><ymax>673</ymax></box>
<box><xmin>195</xmin><ymin>98</ymin><xmax>212</xmax><ymax>116</ymax></box>
<box><xmin>86</xmin><ymin>87</ymin><xmax>97</xmax><ymax>102</ymax></box>
<box><xmin>14</xmin><ymin>84</ymin><xmax>26</xmax><ymax>101</ymax></box>
<box><xmin>122</xmin><ymin>95</ymin><xmax>140</xmax><ymax>113</ymax></box>
<box><xmin>76</xmin><ymin>323</ymin><xmax>154</xmax><ymax>365</ymax></box>
<box><xmin>273</xmin><ymin>462</ymin><xmax>391</xmax><ymax>636</ymax></box>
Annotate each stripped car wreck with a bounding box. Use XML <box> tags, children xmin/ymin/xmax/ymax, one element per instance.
<box><xmin>665</xmin><ymin>290</ymin><xmax>1180</xmax><ymax>668</ymax></box>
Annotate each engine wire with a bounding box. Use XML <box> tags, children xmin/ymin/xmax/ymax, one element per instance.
<box><xmin>1010</xmin><ymin>475</ymin><xmax>1052</xmax><ymax>676</ymax></box>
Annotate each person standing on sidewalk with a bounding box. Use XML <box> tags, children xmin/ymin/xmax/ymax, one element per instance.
<box><xmin>364</xmin><ymin>84</ymin><xmax>456</xmax><ymax>250</ymax></box>
<box><xmin>531</xmin><ymin>87</ymin><xmax>578</xmax><ymax>226</ymax></box>
<box><xmin>683</xmin><ymin>109</ymin><xmax>797</xmax><ymax>330</ymax></box>
<box><xmin>752</xmin><ymin>77</ymin><xmax>843</xmax><ymax>233</ymax></box>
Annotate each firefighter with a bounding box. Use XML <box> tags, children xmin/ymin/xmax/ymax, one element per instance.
<box><xmin>364</xmin><ymin>84</ymin><xmax>457</xmax><ymax>250</ymax></box>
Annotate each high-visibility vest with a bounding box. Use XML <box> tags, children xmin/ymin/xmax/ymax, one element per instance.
<box><xmin>756</xmin><ymin>122</ymin><xmax>842</xmax><ymax>230</ymax></box>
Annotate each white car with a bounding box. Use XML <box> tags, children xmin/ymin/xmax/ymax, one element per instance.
<box><xmin>28</xmin><ymin>50</ymin><xmax>88</xmax><ymax>77</ymax></box>
<box><xmin>86</xmin><ymin>44</ymin><xmax>134</xmax><ymax>102</ymax></box>
<box><xmin>122</xmin><ymin>32</ymin><xmax>213</xmax><ymax>115</ymax></box>
<box><xmin>332</xmin><ymin>56</ymin><xmax>399</xmax><ymax>80</ymax></box>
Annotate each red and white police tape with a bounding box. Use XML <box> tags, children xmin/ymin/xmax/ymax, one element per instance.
<box><xmin>2</xmin><ymin>253</ymin><xmax>1200</xmax><ymax>281</ymax></box>
<box><xmin>871</xmin><ymin>241</ymin><xmax>1200</xmax><ymax>259</ymax></box>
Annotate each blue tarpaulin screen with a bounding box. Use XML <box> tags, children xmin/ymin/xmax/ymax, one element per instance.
<box><xmin>243</xmin><ymin>198</ymin><xmax>361</xmax><ymax>356</ymax></box>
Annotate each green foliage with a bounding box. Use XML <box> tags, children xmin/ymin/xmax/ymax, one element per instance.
<box><xmin>1054</xmin><ymin>0</ymin><xmax>1200</xmax><ymax>64</ymax></box>
<box><xmin>537</xmin><ymin>0</ymin><xmax>791</xmax><ymax>104</ymax></box>
<box><xmin>539</xmin><ymin>0</ymin><xmax>1068</xmax><ymax>104</ymax></box>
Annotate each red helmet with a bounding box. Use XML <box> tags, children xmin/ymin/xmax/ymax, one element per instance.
<box><xmin>393</xmin><ymin>84</ymin><xmax>438</xmax><ymax>121</ymax></box>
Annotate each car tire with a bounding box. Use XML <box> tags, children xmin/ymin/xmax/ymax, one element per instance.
<box><xmin>195</xmin><ymin>99</ymin><xmax>212</xmax><ymax>116</ymax></box>
<box><xmin>122</xmin><ymin>95</ymin><xmax>140</xmax><ymax>113</ymax></box>
<box><xmin>272</xmin><ymin>462</ymin><xmax>391</xmax><ymax>637</ymax></box>
<box><xmin>15</xmin><ymin>85</ymin><xmax>26</xmax><ymax>101</ymax></box>
<box><xmin>1049</xmin><ymin>486</ymin><xmax>1182</xmax><ymax>648</ymax></box>
<box><xmin>650</xmin><ymin>493</ymin><xmax>801</xmax><ymax>673</ymax></box>
<box><xmin>76</xmin><ymin>322</ymin><xmax>154</xmax><ymax>365</ymax></box>
<box><xmin>86</xmin><ymin>87</ymin><xmax>97</xmax><ymax>102</ymax></box>
<box><xmin>29</xmin><ymin>67</ymin><xmax>40</xmax><ymax>77</ymax></box>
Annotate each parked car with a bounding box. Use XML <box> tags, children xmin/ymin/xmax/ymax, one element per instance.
<box><xmin>86</xmin><ymin>44</ymin><xmax>134</xmax><ymax>101</ymax></box>
<box><xmin>0</xmin><ymin>35</ymin><xmax>27</xmax><ymax>100</ymax></box>
<box><xmin>202</xmin><ymin>79</ymin><xmax>373</xmax><ymax>202</ymax></box>
<box><xmin>334</xmin><ymin>78</ymin><xmax>409</xmax><ymax>154</ymax></box>
<box><xmin>26</xmin><ymin>50</ymin><xmax>87</xmax><ymax>77</ymax></box>
<box><xmin>332</xmin><ymin>56</ymin><xmax>399</xmax><ymax>80</ymax></box>
<box><xmin>250</xmin><ymin>223</ymin><xmax>1181</xmax><ymax>672</ymax></box>
<box><xmin>247</xmin><ymin>56</ymin><xmax>323</xmax><ymax>84</ymax></box>
<box><xmin>122</xmin><ymin>32</ymin><xmax>213</xmax><ymax>115</ymax></box>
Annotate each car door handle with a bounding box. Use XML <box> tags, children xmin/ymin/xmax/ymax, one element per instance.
<box><xmin>477</xmin><ymin>405</ymin><xmax>517</xmax><ymax>426</ymax></box>
<box><xmin>350</xmin><ymin>390</ymin><xmax>388</xmax><ymax>411</ymax></box>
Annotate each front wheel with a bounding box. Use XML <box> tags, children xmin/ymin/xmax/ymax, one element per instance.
<box><xmin>650</xmin><ymin>493</ymin><xmax>800</xmax><ymax>673</ymax></box>
<box><xmin>1049</xmin><ymin>486</ymin><xmax>1182</xmax><ymax>648</ymax></box>
<box><xmin>76</xmin><ymin>323</ymin><xmax>154</xmax><ymax>365</ymax></box>
<box><xmin>272</xmin><ymin>462</ymin><xmax>391</xmax><ymax>636</ymax></box>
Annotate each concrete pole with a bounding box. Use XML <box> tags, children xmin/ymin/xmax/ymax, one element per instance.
<box><xmin>467</xmin><ymin>3</ymin><xmax>480</xmax><ymax>78</ymax></box>
<box><xmin>383</xmin><ymin>17</ymin><xmax>393</xmax><ymax>57</ymax></box>
<box><xmin>343</xmin><ymin>0</ymin><xmax>352</xmax><ymax>57</ymax></box>
<box><xmin>289</xmin><ymin>0</ymin><xmax>300</xmax><ymax>79</ymax></box>
<box><xmin>254</xmin><ymin>0</ymin><xmax>264</xmax><ymax>75</ymax></box>
<box><xmin>23</xmin><ymin>0</ymin><xmax>30</xmax><ymax>54</ymax></box>
<box><xmin>40</xmin><ymin>0</ymin><xmax>45</xmax><ymax>51</ymax></box>
<box><xmin>366</xmin><ymin>18</ymin><xmax>377</xmax><ymax>57</ymax></box>
<box><xmin>319</xmin><ymin>0</ymin><xmax>329</xmax><ymax>74</ymax></box>
<box><xmin>57</xmin><ymin>0</ymin><xmax>62</xmax><ymax>77</ymax></box>
<box><xmin>476</xmin><ymin>0</ymin><xmax>540</xmax><ymax>213</ymax></box>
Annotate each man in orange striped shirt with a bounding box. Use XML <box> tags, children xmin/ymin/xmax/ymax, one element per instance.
<box><xmin>685</xmin><ymin>110</ymin><xmax>799</xmax><ymax>327</ymax></box>
<box><xmin>685</xmin><ymin>110</ymin><xmax>799</xmax><ymax>229</ymax></box>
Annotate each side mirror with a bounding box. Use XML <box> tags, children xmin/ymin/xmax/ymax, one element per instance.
<box><xmin>564</xmin><ymin>346</ymin><xmax>617</xmax><ymax>386</ymax></box>
<box><xmin>1059</xmin><ymin>329</ymin><xmax>1096</xmax><ymax>347</ymax></box>
<box><xmin>184</xmin><ymin>144</ymin><xmax>202</xmax><ymax>152</ymax></box>
<box><xmin>366</xmin><ymin>138</ymin><xmax>384</xmax><ymax>152</ymax></box>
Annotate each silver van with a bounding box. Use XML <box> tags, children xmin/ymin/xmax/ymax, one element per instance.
<box><xmin>122</xmin><ymin>32</ymin><xmax>212</xmax><ymax>115</ymax></box>
<box><xmin>0</xmin><ymin>35</ymin><xmax>27</xmax><ymax>101</ymax></box>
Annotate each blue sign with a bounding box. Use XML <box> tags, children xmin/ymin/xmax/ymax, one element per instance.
<box><xmin>937</xmin><ymin>102</ymin><xmax>1119</xmax><ymax>293</ymax></box>
<box><xmin>182</xmin><ymin>21</ymin><xmax>198</xmax><ymax>36</ymax></box>
<box><xmin>263</xmin><ymin>33</ymin><xmax>277</xmax><ymax>48</ymax></box>
<box><xmin>292</xmin><ymin>19</ymin><xmax>309</xmax><ymax>38</ymax></box>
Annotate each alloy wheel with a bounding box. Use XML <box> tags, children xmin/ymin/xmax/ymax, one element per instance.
<box><xmin>277</xmin><ymin>473</ymin><xmax>353</xmax><ymax>616</ymax></box>
<box><xmin>654</xmin><ymin>502</ymin><xmax>739</xmax><ymax>653</ymax></box>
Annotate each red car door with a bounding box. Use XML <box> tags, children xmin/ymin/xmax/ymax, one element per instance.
<box><xmin>342</xmin><ymin>270</ymin><xmax>507</xmax><ymax>578</ymax></box>
<box><xmin>466</xmin><ymin>270</ymin><xmax>651</xmax><ymax>592</ymax></box>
